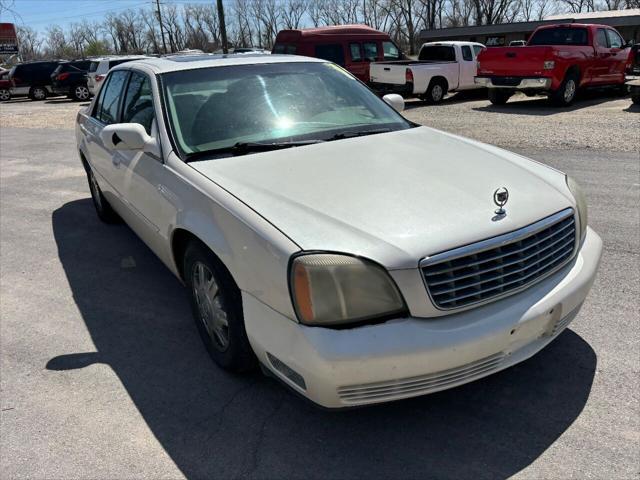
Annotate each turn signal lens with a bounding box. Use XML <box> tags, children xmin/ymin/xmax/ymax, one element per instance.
<box><xmin>290</xmin><ymin>254</ymin><xmax>405</xmax><ymax>326</ymax></box>
<box><xmin>566</xmin><ymin>176</ymin><xmax>588</xmax><ymax>242</ymax></box>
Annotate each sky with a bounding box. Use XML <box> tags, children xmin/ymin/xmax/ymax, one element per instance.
<box><xmin>2</xmin><ymin>0</ymin><xmax>223</xmax><ymax>32</ymax></box>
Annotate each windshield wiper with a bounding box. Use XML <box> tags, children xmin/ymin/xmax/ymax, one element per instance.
<box><xmin>325</xmin><ymin>128</ymin><xmax>392</xmax><ymax>142</ymax></box>
<box><xmin>185</xmin><ymin>139</ymin><xmax>324</xmax><ymax>162</ymax></box>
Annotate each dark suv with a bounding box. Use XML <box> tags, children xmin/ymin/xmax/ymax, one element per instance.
<box><xmin>51</xmin><ymin>60</ymin><xmax>92</xmax><ymax>101</ymax></box>
<box><xmin>8</xmin><ymin>60</ymin><xmax>61</xmax><ymax>100</ymax></box>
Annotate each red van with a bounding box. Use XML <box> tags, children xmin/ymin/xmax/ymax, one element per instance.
<box><xmin>272</xmin><ymin>25</ymin><xmax>404</xmax><ymax>82</ymax></box>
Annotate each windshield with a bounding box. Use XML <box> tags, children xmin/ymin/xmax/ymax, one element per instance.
<box><xmin>528</xmin><ymin>27</ymin><xmax>588</xmax><ymax>46</ymax></box>
<box><xmin>161</xmin><ymin>62</ymin><xmax>411</xmax><ymax>157</ymax></box>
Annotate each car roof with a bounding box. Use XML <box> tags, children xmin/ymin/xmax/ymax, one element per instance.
<box><xmin>115</xmin><ymin>53</ymin><xmax>326</xmax><ymax>74</ymax></box>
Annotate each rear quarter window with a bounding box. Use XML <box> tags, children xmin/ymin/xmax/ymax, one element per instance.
<box><xmin>419</xmin><ymin>46</ymin><xmax>455</xmax><ymax>62</ymax></box>
<box><xmin>89</xmin><ymin>61</ymin><xmax>99</xmax><ymax>73</ymax></box>
<box><xmin>528</xmin><ymin>27</ymin><xmax>588</xmax><ymax>46</ymax></box>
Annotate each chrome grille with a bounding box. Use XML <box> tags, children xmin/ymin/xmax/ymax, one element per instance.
<box><xmin>337</xmin><ymin>352</ymin><xmax>505</xmax><ymax>404</ymax></box>
<box><xmin>422</xmin><ymin>209</ymin><xmax>576</xmax><ymax>310</ymax></box>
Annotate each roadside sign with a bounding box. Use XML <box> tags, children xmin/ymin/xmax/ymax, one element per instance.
<box><xmin>0</xmin><ymin>23</ymin><xmax>18</xmax><ymax>54</ymax></box>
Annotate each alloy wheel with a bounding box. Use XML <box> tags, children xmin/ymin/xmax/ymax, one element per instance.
<box><xmin>75</xmin><ymin>86</ymin><xmax>90</xmax><ymax>100</ymax></box>
<box><xmin>192</xmin><ymin>261</ymin><xmax>230</xmax><ymax>351</ymax></box>
<box><xmin>432</xmin><ymin>84</ymin><xmax>444</xmax><ymax>102</ymax></box>
<box><xmin>33</xmin><ymin>88</ymin><xmax>46</xmax><ymax>100</ymax></box>
<box><xmin>0</xmin><ymin>89</ymin><xmax>9</xmax><ymax>101</ymax></box>
<box><xmin>564</xmin><ymin>79</ymin><xmax>576</xmax><ymax>103</ymax></box>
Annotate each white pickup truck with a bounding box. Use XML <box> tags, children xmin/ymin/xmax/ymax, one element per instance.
<box><xmin>369</xmin><ymin>41</ymin><xmax>486</xmax><ymax>103</ymax></box>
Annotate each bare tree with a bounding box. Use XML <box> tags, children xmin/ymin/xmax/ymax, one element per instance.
<box><xmin>281</xmin><ymin>0</ymin><xmax>308</xmax><ymax>29</ymax></box>
<box><xmin>16</xmin><ymin>26</ymin><xmax>41</xmax><ymax>60</ymax></box>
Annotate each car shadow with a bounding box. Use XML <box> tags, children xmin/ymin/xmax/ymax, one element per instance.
<box><xmin>49</xmin><ymin>198</ymin><xmax>597</xmax><ymax>479</ymax></box>
<box><xmin>623</xmin><ymin>102</ymin><xmax>640</xmax><ymax>113</ymax></box>
<box><xmin>45</xmin><ymin>98</ymin><xmax>79</xmax><ymax>104</ymax></box>
<box><xmin>473</xmin><ymin>89</ymin><xmax>626</xmax><ymax>116</ymax></box>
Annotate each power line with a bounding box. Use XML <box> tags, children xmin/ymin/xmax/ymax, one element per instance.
<box><xmin>16</xmin><ymin>2</ymin><xmax>148</xmax><ymax>23</ymax></box>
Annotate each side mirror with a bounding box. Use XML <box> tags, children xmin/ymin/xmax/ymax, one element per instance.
<box><xmin>382</xmin><ymin>93</ymin><xmax>405</xmax><ymax>113</ymax></box>
<box><xmin>100</xmin><ymin>123</ymin><xmax>159</xmax><ymax>156</ymax></box>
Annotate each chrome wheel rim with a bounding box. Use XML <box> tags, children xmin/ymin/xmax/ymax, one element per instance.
<box><xmin>75</xmin><ymin>86</ymin><xmax>89</xmax><ymax>100</ymax></box>
<box><xmin>192</xmin><ymin>261</ymin><xmax>229</xmax><ymax>351</ymax></box>
<box><xmin>564</xmin><ymin>80</ymin><xmax>576</xmax><ymax>102</ymax></box>
<box><xmin>432</xmin><ymin>85</ymin><xmax>444</xmax><ymax>102</ymax></box>
<box><xmin>0</xmin><ymin>89</ymin><xmax>9</xmax><ymax>101</ymax></box>
<box><xmin>89</xmin><ymin>171</ymin><xmax>102</xmax><ymax>211</ymax></box>
<box><xmin>34</xmin><ymin>88</ymin><xmax>45</xmax><ymax>100</ymax></box>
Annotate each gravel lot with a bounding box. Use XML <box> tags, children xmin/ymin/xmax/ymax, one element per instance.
<box><xmin>1</xmin><ymin>93</ymin><xmax>639</xmax><ymax>479</ymax></box>
<box><xmin>2</xmin><ymin>89</ymin><xmax>639</xmax><ymax>151</ymax></box>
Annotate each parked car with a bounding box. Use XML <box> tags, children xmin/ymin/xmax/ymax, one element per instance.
<box><xmin>626</xmin><ymin>43</ymin><xmax>640</xmax><ymax>104</ymax></box>
<box><xmin>87</xmin><ymin>56</ymin><xmax>147</xmax><ymax>95</ymax></box>
<box><xmin>272</xmin><ymin>25</ymin><xmax>404</xmax><ymax>82</ymax></box>
<box><xmin>369</xmin><ymin>41</ymin><xmax>486</xmax><ymax>102</ymax></box>
<box><xmin>51</xmin><ymin>59</ymin><xmax>92</xmax><ymax>101</ymax></box>
<box><xmin>8</xmin><ymin>60</ymin><xmax>61</xmax><ymax>100</ymax></box>
<box><xmin>0</xmin><ymin>70</ymin><xmax>12</xmax><ymax>101</ymax></box>
<box><xmin>76</xmin><ymin>54</ymin><xmax>602</xmax><ymax>409</ymax></box>
<box><xmin>509</xmin><ymin>40</ymin><xmax>527</xmax><ymax>46</ymax></box>
<box><xmin>475</xmin><ymin>23</ymin><xmax>632</xmax><ymax>106</ymax></box>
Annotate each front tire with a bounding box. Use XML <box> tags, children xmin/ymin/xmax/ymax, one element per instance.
<box><xmin>28</xmin><ymin>86</ymin><xmax>47</xmax><ymax>101</ymax></box>
<box><xmin>0</xmin><ymin>88</ymin><xmax>10</xmax><ymax>101</ymax></box>
<box><xmin>72</xmin><ymin>84</ymin><xmax>90</xmax><ymax>101</ymax></box>
<box><xmin>550</xmin><ymin>72</ymin><xmax>578</xmax><ymax>107</ymax></box>
<box><xmin>86</xmin><ymin>166</ymin><xmax>120</xmax><ymax>223</ymax></box>
<box><xmin>184</xmin><ymin>241</ymin><xmax>256</xmax><ymax>373</ymax></box>
<box><xmin>488</xmin><ymin>89</ymin><xmax>512</xmax><ymax>105</ymax></box>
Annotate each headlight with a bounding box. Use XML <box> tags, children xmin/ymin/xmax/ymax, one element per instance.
<box><xmin>566</xmin><ymin>176</ymin><xmax>588</xmax><ymax>241</ymax></box>
<box><xmin>543</xmin><ymin>60</ymin><xmax>555</xmax><ymax>70</ymax></box>
<box><xmin>290</xmin><ymin>253</ymin><xmax>406</xmax><ymax>326</ymax></box>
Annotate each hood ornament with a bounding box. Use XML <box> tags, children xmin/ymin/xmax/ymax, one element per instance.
<box><xmin>493</xmin><ymin>187</ymin><xmax>509</xmax><ymax>215</ymax></box>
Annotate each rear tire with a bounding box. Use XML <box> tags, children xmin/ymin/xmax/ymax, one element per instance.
<box><xmin>488</xmin><ymin>89</ymin><xmax>512</xmax><ymax>105</ymax></box>
<box><xmin>550</xmin><ymin>72</ymin><xmax>578</xmax><ymax>107</ymax></box>
<box><xmin>86</xmin><ymin>166</ymin><xmax>120</xmax><ymax>223</ymax></box>
<box><xmin>422</xmin><ymin>79</ymin><xmax>447</xmax><ymax>104</ymax></box>
<box><xmin>28</xmin><ymin>86</ymin><xmax>47</xmax><ymax>101</ymax></box>
<box><xmin>184</xmin><ymin>241</ymin><xmax>256</xmax><ymax>373</ymax></box>
<box><xmin>0</xmin><ymin>88</ymin><xmax>10</xmax><ymax>101</ymax></box>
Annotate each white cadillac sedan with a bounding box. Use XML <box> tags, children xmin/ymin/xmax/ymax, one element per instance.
<box><xmin>76</xmin><ymin>54</ymin><xmax>602</xmax><ymax>408</ymax></box>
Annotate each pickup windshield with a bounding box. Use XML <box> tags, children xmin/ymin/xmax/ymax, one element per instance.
<box><xmin>528</xmin><ymin>27</ymin><xmax>589</xmax><ymax>46</ymax></box>
<box><xmin>161</xmin><ymin>62</ymin><xmax>411</xmax><ymax>157</ymax></box>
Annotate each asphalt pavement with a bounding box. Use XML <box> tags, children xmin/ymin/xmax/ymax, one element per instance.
<box><xmin>1</xmin><ymin>126</ymin><xmax>638</xmax><ymax>479</ymax></box>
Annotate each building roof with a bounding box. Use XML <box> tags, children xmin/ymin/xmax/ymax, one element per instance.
<box><xmin>420</xmin><ymin>9</ymin><xmax>640</xmax><ymax>40</ymax></box>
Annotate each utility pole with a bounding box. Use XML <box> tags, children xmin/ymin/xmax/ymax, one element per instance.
<box><xmin>216</xmin><ymin>0</ymin><xmax>228</xmax><ymax>54</ymax></box>
<box><xmin>155</xmin><ymin>0</ymin><xmax>168</xmax><ymax>54</ymax></box>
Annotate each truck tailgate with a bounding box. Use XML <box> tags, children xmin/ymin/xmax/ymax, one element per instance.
<box><xmin>369</xmin><ymin>63</ymin><xmax>407</xmax><ymax>85</ymax></box>
<box><xmin>478</xmin><ymin>46</ymin><xmax>554</xmax><ymax>76</ymax></box>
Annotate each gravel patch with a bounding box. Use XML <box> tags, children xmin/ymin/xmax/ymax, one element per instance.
<box><xmin>0</xmin><ymin>98</ymin><xmax>87</xmax><ymax>130</ymax></box>
<box><xmin>403</xmin><ymin>91</ymin><xmax>640</xmax><ymax>153</ymax></box>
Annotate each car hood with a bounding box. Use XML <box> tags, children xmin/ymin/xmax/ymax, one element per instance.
<box><xmin>191</xmin><ymin>126</ymin><xmax>574</xmax><ymax>269</ymax></box>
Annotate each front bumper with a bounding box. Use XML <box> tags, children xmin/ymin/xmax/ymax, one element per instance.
<box><xmin>475</xmin><ymin>76</ymin><xmax>552</xmax><ymax>90</ymax></box>
<box><xmin>244</xmin><ymin>227</ymin><xmax>602</xmax><ymax>409</ymax></box>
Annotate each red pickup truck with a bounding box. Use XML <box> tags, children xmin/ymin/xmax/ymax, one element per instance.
<box><xmin>475</xmin><ymin>23</ymin><xmax>631</xmax><ymax>106</ymax></box>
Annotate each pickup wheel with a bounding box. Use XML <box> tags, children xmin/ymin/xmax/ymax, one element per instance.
<box><xmin>184</xmin><ymin>241</ymin><xmax>256</xmax><ymax>373</ymax></box>
<box><xmin>86</xmin><ymin>166</ymin><xmax>120</xmax><ymax>223</ymax></box>
<box><xmin>488</xmin><ymin>89</ymin><xmax>512</xmax><ymax>105</ymax></box>
<box><xmin>423</xmin><ymin>79</ymin><xmax>447</xmax><ymax>104</ymax></box>
<box><xmin>550</xmin><ymin>72</ymin><xmax>578</xmax><ymax>107</ymax></box>
<box><xmin>28</xmin><ymin>86</ymin><xmax>47</xmax><ymax>101</ymax></box>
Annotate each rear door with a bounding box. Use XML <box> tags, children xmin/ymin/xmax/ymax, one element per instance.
<box><xmin>605</xmin><ymin>28</ymin><xmax>628</xmax><ymax>84</ymax></box>
<box><xmin>347</xmin><ymin>42</ymin><xmax>367</xmax><ymax>81</ymax></box>
<box><xmin>458</xmin><ymin>45</ymin><xmax>476</xmax><ymax>89</ymax></box>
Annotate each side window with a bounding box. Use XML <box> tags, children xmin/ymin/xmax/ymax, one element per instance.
<box><xmin>314</xmin><ymin>44</ymin><xmax>345</xmax><ymax>66</ymax></box>
<box><xmin>363</xmin><ymin>42</ymin><xmax>378</xmax><ymax>61</ymax></box>
<box><xmin>383</xmin><ymin>41</ymin><xmax>401</xmax><ymax>60</ymax></box>
<box><xmin>122</xmin><ymin>72</ymin><xmax>155</xmax><ymax>135</ymax></box>
<box><xmin>473</xmin><ymin>45</ymin><xmax>485</xmax><ymax>57</ymax></box>
<box><xmin>461</xmin><ymin>45</ymin><xmax>473</xmax><ymax>61</ymax></box>
<box><xmin>349</xmin><ymin>43</ymin><xmax>362</xmax><ymax>62</ymax></box>
<box><xmin>94</xmin><ymin>70</ymin><xmax>129</xmax><ymax>125</ymax></box>
<box><xmin>596</xmin><ymin>29</ymin><xmax>608</xmax><ymax>48</ymax></box>
<box><xmin>606</xmin><ymin>29</ymin><xmax>623</xmax><ymax>49</ymax></box>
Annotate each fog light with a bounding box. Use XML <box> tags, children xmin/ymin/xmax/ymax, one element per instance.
<box><xmin>267</xmin><ymin>352</ymin><xmax>306</xmax><ymax>390</ymax></box>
